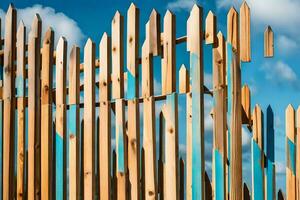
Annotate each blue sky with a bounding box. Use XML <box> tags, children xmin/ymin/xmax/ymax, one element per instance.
<box><xmin>1</xmin><ymin>0</ymin><xmax>300</xmax><ymax>194</ymax></box>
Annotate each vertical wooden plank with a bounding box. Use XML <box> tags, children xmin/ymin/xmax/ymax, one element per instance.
<box><xmin>213</xmin><ymin>31</ymin><xmax>226</xmax><ymax>200</ymax></box>
<box><xmin>2</xmin><ymin>5</ymin><xmax>16</xmax><ymax>200</ymax></box>
<box><xmin>148</xmin><ymin>9</ymin><xmax>160</xmax><ymax>56</ymax></box>
<box><xmin>187</xmin><ymin>5</ymin><xmax>204</xmax><ymax>200</ymax></box>
<box><xmin>16</xmin><ymin>21</ymin><xmax>26</xmax><ymax>200</ymax></box>
<box><xmin>186</xmin><ymin>92</ymin><xmax>192</xmax><ymax>200</ymax></box>
<box><xmin>116</xmin><ymin>99</ymin><xmax>127</xmax><ymax>200</ymax></box>
<box><xmin>84</xmin><ymin>39</ymin><xmax>96</xmax><ymax>200</ymax></box>
<box><xmin>264</xmin><ymin>26</ymin><xmax>274</xmax><ymax>58</ymax></box>
<box><xmin>286</xmin><ymin>105</ymin><xmax>296</xmax><ymax>200</ymax></box>
<box><xmin>127</xmin><ymin>3</ymin><xmax>139</xmax><ymax>99</ymax></box>
<box><xmin>163</xmin><ymin>93</ymin><xmax>178</xmax><ymax>200</ymax></box>
<box><xmin>143</xmin><ymin>97</ymin><xmax>157</xmax><ymax>199</ymax></box>
<box><xmin>27</xmin><ymin>14</ymin><xmax>42</xmax><ymax>200</ymax></box>
<box><xmin>179</xmin><ymin>65</ymin><xmax>189</xmax><ymax>94</ymax></box>
<box><xmin>240</xmin><ymin>2</ymin><xmax>251</xmax><ymax>62</ymax></box>
<box><xmin>99</xmin><ymin>33</ymin><xmax>112</xmax><ymax>200</ymax></box>
<box><xmin>241</xmin><ymin>85</ymin><xmax>251</xmax><ymax>125</ymax></box>
<box><xmin>40</xmin><ymin>28</ymin><xmax>54</xmax><ymax>200</ymax></box>
<box><xmin>112</xmin><ymin>11</ymin><xmax>124</xmax><ymax>99</ymax></box>
<box><xmin>205</xmin><ymin>11</ymin><xmax>216</xmax><ymax>45</ymax></box>
<box><xmin>252</xmin><ymin>105</ymin><xmax>264</xmax><ymax>200</ymax></box>
<box><xmin>141</xmin><ymin>41</ymin><xmax>153</xmax><ymax>98</ymax></box>
<box><xmin>69</xmin><ymin>46</ymin><xmax>80</xmax><ymax>200</ymax></box>
<box><xmin>55</xmin><ymin>37</ymin><xmax>67</xmax><ymax>200</ymax></box>
<box><xmin>161</xmin><ymin>11</ymin><xmax>176</xmax><ymax>95</ymax></box>
<box><xmin>227</xmin><ymin>7</ymin><xmax>242</xmax><ymax>200</ymax></box>
<box><xmin>266</xmin><ymin>106</ymin><xmax>275</xmax><ymax>200</ymax></box>
<box><xmin>158</xmin><ymin>111</ymin><xmax>165</xmax><ymax>199</ymax></box>
<box><xmin>297</xmin><ymin>107</ymin><xmax>300</xmax><ymax>200</ymax></box>
<box><xmin>126</xmin><ymin>5</ymin><xmax>140</xmax><ymax>200</ymax></box>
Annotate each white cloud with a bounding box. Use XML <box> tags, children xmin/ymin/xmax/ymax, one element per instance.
<box><xmin>0</xmin><ymin>5</ymin><xmax>85</xmax><ymax>48</ymax></box>
<box><xmin>275</xmin><ymin>162</ymin><xmax>285</xmax><ymax>175</ymax></box>
<box><xmin>242</xmin><ymin>127</ymin><xmax>251</xmax><ymax>146</ymax></box>
<box><xmin>277</xmin><ymin>35</ymin><xmax>298</xmax><ymax>56</ymax></box>
<box><xmin>261</xmin><ymin>61</ymin><xmax>299</xmax><ymax>89</ymax></box>
<box><xmin>167</xmin><ymin>0</ymin><xmax>197</xmax><ymax>12</ymax></box>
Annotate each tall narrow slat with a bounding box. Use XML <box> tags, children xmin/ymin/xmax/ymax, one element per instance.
<box><xmin>143</xmin><ymin>97</ymin><xmax>157</xmax><ymax>199</ymax></box>
<box><xmin>84</xmin><ymin>39</ymin><xmax>96</xmax><ymax>199</ymax></box>
<box><xmin>179</xmin><ymin>65</ymin><xmax>189</xmax><ymax>94</ymax></box>
<box><xmin>186</xmin><ymin>92</ymin><xmax>192</xmax><ymax>200</ymax></box>
<box><xmin>127</xmin><ymin>3</ymin><xmax>139</xmax><ymax>99</ymax></box>
<box><xmin>0</xmin><ymin>17</ymin><xmax>2</xmax><ymax>200</ymax></box>
<box><xmin>27</xmin><ymin>14</ymin><xmax>42</xmax><ymax>200</ymax></box>
<box><xmin>266</xmin><ymin>106</ymin><xmax>275</xmax><ymax>200</ymax></box>
<box><xmin>16</xmin><ymin>21</ymin><xmax>26</xmax><ymax>200</ymax></box>
<box><xmin>252</xmin><ymin>105</ymin><xmax>264</xmax><ymax>200</ymax></box>
<box><xmin>126</xmin><ymin>5</ymin><xmax>140</xmax><ymax>200</ymax></box>
<box><xmin>162</xmin><ymin>10</ymin><xmax>176</xmax><ymax>95</ymax></box>
<box><xmin>297</xmin><ymin>107</ymin><xmax>300</xmax><ymax>200</ymax></box>
<box><xmin>41</xmin><ymin>28</ymin><xmax>54</xmax><ymax>200</ymax></box>
<box><xmin>148</xmin><ymin>9</ymin><xmax>160</xmax><ymax>56</ymax></box>
<box><xmin>187</xmin><ymin>5</ymin><xmax>204</xmax><ymax>200</ymax></box>
<box><xmin>2</xmin><ymin>5</ymin><xmax>16</xmax><ymax>200</ymax></box>
<box><xmin>163</xmin><ymin>93</ymin><xmax>178</xmax><ymax>200</ymax></box>
<box><xmin>116</xmin><ymin>99</ymin><xmax>127</xmax><ymax>200</ymax></box>
<box><xmin>227</xmin><ymin>7</ymin><xmax>242</xmax><ymax>200</ymax></box>
<box><xmin>212</xmin><ymin>31</ymin><xmax>226</xmax><ymax>200</ymax></box>
<box><xmin>205</xmin><ymin>11</ymin><xmax>216</xmax><ymax>45</ymax></box>
<box><xmin>55</xmin><ymin>37</ymin><xmax>67</xmax><ymax>200</ymax></box>
<box><xmin>69</xmin><ymin>46</ymin><xmax>80</xmax><ymax>200</ymax></box>
<box><xmin>99</xmin><ymin>33</ymin><xmax>112</xmax><ymax>200</ymax></box>
<box><xmin>264</xmin><ymin>26</ymin><xmax>274</xmax><ymax>58</ymax></box>
<box><xmin>112</xmin><ymin>11</ymin><xmax>124</xmax><ymax>99</ymax></box>
<box><xmin>241</xmin><ymin>85</ymin><xmax>251</xmax><ymax>125</ymax></box>
<box><xmin>141</xmin><ymin>40</ymin><xmax>153</xmax><ymax>98</ymax></box>
<box><xmin>286</xmin><ymin>105</ymin><xmax>296</xmax><ymax>200</ymax></box>
<box><xmin>240</xmin><ymin>2</ymin><xmax>251</xmax><ymax>62</ymax></box>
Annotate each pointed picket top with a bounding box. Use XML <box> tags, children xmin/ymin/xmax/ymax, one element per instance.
<box><xmin>188</xmin><ymin>4</ymin><xmax>202</xmax><ymax>53</ymax></box>
<box><xmin>264</xmin><ymin>26</ymin><xmax>274</xmax><ymax>57</ymax></box>
<box><xmin>85</xmin><ymin>38</ymin><xmax>94</xmax><ymax>51</ymax></box>
<box><xmin>227</xmin><ymin>7</ymin><xmax>238</xmax><ymax>50</ymax></box>
<box><xmin>286</xmin><ymin>104</ymin><xmax>294</xmax><ymax>113</ymax></box>
<box><xmin>17</xmin><ymin>21</ymin><xmax>25</xmax><ymax>38</ymax></box>
<box><xmin>56</xmin><ymin>36</ymin><xmax>67</xmax><ymax>53</ymax></box>
<box><xmin>128</xmin><ymin>2</ymin><xmax>138</xmax><ymax>13</ymax></box>
<box><xmin>205</xmin><ymin>10</ymin><xmax>216</xmax><ymax>44</ymax></box>
<box><xmin>241</xmin><ymin>1</ymin><xmax>250</xmax><ymax>10</ymax></box>
<box><xmin>286</xmin><ymin>104</ymin><xmax>295</xmax><ymax>140</ymax></box>
<box><xmin>149</xmin><ymin>9</ymin><xmax>161</xmax><ymax>56</ymax></box>
<box><xmin>179</xmin><ymin>64</ymin><xmax>189</xmax><ymax>94</ymax></box>
<box><xmin>6</xmin><ymin>3</ymin><xmax>15</xmax><ymax>16</ymax></box>
<box><xmin>253</xmin><ymin>104</ymin><xmax>263</xmax><ymax>147</ymax></box>
<box><xmin>164</xmin><ymin>9</ymin><xmax>175</xmax><ymax>21</ymax></box>
<box><xmin>100</xmin><ymin>32</ymin><xmax>109</xmax><ymax>45</ymax></box>
<box><xmin>179</xmin><ymin>64</ymin><xmax>187</xmax><ymax>74</ymax></box>
<box><xmin>30</xmin><ymin>14</ymin><xmax>42</xmax><ymax>39</ymax></box>
<box><xmin>43</xmin><ymin>27</ymin><xmax>54</xmax><ymax>45</ymax></box>
<box><xmin>190</xmin><ymin>4</ymin><xmax>201</xmax><ymax>16</ymax></box>
<box><xmin>113</xmin><ymin>10</ymin><xmax>122</xmax><ymax>23</ymax></box>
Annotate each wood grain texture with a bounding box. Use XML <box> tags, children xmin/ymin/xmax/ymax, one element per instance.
<box><xmin>264</xmin><ymin>26</ymin><xmax>274</xmax><ymax>58</ymax></box>
<box><xmin>179</xmin><ymin>64</ymin><xmax>189</xmax><ymax>94</ymax></box>
<box><xmin>148</xmin><ymin>9</ymin><xmax>161</xmax><ymax>56</ymax></box>
<box><xmin>205</xmin><ymin>11</ymin><xmax>216</xmax><ymax>45</ymax></box>
<box><xmin>141</xmin><ymin>40</ymin><xmax>153</xmax><ymax>98</ymax></box>
<box><xmin>143</xmin><ymin>97</ymin><xmax>157</xmax><ymax>200</ymax></box>
<box><xmin>83</xmin><ymin>39</ymin><xmax>96</xmax><ymax>200</ymax></box>
<box><xmin>41</xmin><ymin>28</ymin><xmax>54</xmax><ymax>200</ymax></box>
<box><xmin>240</xmin><ymin>2</ymin><xmax>251</xmax><ymax>62</ymax></box>
<box><xmin>99</xmin><ymin>33</ymin><xmax>111</xmax><ymax>102</ymax></box>
<box><xmin>241</xmin><ymin>85</ymin><xmax>251</xmax><ymax>125</ymax></box>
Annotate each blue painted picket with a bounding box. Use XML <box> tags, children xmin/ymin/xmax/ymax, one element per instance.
<box><xmin>214</xmin><ymin>149</ymin><xmax>225</xmax><ymax>200</ymax></box>
<box><xmin>252</xmin><ymin>139</ymin><xmax>264</xmax><ymax>200</ymax></box>
<box><xmin>56</xmin><ymin>133</ymin><xmax>64</xmax><ymax>200</ymax></box>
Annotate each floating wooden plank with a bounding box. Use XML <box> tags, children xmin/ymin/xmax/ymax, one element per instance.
<box><xmin>187</xmin><ymin>5</ymin><xmax>204</xmax><ymax>200</ymax></box>
<box><xmin>143</xmin><ymin>96</ymin><xmax>157</xmax><ymax>199</ymax></box>
<box><xmin>99</xmin><ymin>101</ymin><xmax>111</xmax><ymax>200</ymax></box>
<box><xmin>205</xmin><ymin>11</ymin><xmax>216</xmax><ymax>45</ymax></box>
<box><xmin>115</xmin><ymin>99</ymin><xmax>127</xmax><ymax>200</ymax></box>
<box><xmin>84</xmin><ymin>39</ymin><xmax>96</xmax><ymax>199</ymax></box>
<box><xmin>266</xmin><ymin>106</ymin><xmax>275</xmax><ymax>200</ymax></box>
<box><xmin>286</xmin><ymin>105</ymin><xmax>296</xmax><ymax>199</ymax></box>
<box><xmin>252</xmin><ymin>124</ymin><xmax>264</xmax><ymax>200</ymax></box>
<box><xmin>227</xmin><ymin>7</ymin><xmax>242</xmax><ymax>200</ymax></box>
<box><xmin>55</xmin><ymin>37</ymin><xmax>67</xmax><ymax>200</ymax></box>
<box><xmin>162</xmin><ymin>10</ymin><xmax>176</xmax><ymax>95</ymax></box>
<box><xmin>27</xmin><ymin>14</ymin><xmax>42</xmax><ymax>200</ymax></box>
<box><xmin>240</xmin><ymin>2</ymin><xmax>251</xmax><ymax>62</ymax></box>
<box><xmin>148</xmin><ymin>9</ymin><xmax>161</xmax><ymax>56</ymax></box>
<box><xmin>2</xmin><ymin>5</ymin><xmax>16</xmax><ymax>200</ymax></box>
<box><xmin>212</xmin><ymin>31</ymin><xmax>226</xmax><ymax>200</ymax></box>
<box><xmin>179</xmin><ymin>64</ymin><xmax>189</xmax><ymax>94</ymax></box>
<box><xmin>186</xmin><ymin>92</ymin><xmax>192</xmax><ymax>200</ymax></box>
<box><xmin>241</xmin><ymin>85</ymin><xmax>251</xmax><ymax>125</ymax></box>
<box><xmin>158</xmin><ymin>111</ymin><xmax>165</xmax><ymax>198</ymax></box>
<box><xmin>16</xmin><ymin>21</ymin><xmax>26</xmax><ymax>200</ymax></box>
<box><xmin>40</xmin><ymin>27</ymin><xmax>54</xmax><ymax>200</ymax></box>
<box><xmin>126</xmin><ymin>3</ymin><xmax>139</xmax><ymax>99</ymax></box>
<box><xmin>112</xmin><ymin>11</ymin><xmax>124</xmax><ymax>99</ymax></box>
<box><xmin>163</xmin><ymin>93</ymin><xmax>179</xmax><ymax>200</ymax></box>
<box><xmin>99</xmin><ymin>33</ymin><xmax>111</xmax><ymax>102</ymax></box>
<box><xmin>127</xmin><ymin>99</ymin><xmax>140</xmax><ymax>200</ymax></box>
<box><xmin>68</xmin><ymin>45</ymin><xmax>80</xmax><ymax>200</ymax></box>
<box><xmin>141</xmin><ymin>40</ymin><xmax>153</xmax><ymax>98</ymax></box>
<box><xmin>264</xmin><ymin>26</ymin><xmax>274</xmax><ymax>58</ymax></box>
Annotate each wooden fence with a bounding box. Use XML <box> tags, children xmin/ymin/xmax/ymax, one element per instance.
<box><xmin>0</xmin><ymin>1</ymin><xmax>295</xmax><ymax>200</ymax></box>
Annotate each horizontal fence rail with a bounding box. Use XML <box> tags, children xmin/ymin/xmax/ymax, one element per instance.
<box><xmin>0</xmin><ymin>1</ymin><xmax>294</xmax><ymax>200</ymax></box>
